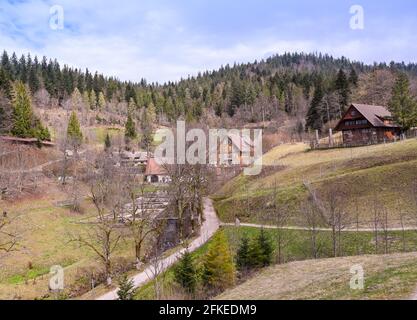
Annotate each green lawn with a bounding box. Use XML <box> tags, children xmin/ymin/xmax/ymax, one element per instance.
<box><xmin>133</xmin><ymin>225</ymin><xmax>417</xmax><ymax>300</ymax></box>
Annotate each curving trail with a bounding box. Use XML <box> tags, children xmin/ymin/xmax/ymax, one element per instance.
<box><xmin>221</xmin><ymin>222</ymin><xmax>417</xmax><ymax>232</ymax></box>
<box><xmin>96</xmin><ymin>197</ymin><xmax>220</xmax><ymax>300</ymax></box>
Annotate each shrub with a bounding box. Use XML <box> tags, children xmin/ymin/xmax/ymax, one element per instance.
<box><xmin>173</xmin><ymin>250</ymin><xmax>197</xmax><ymax>295</ymax></box>
<box><xmin>202</xmin><ymin>231</ymin><xmax>235</xmax><ymax>293</ymax></box>
<box><xmin>117</xmin><ymin>275</ymin><xmax>136</xmax><ymax>300</ymax></box>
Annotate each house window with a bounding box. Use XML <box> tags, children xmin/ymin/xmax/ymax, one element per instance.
<box><xmin>345</xmin><ymin>119</ymin><xmax>368</xmax><ymax>126</ymax></box>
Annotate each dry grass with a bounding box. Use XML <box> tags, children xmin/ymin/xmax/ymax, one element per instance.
<box><xmin>0</xmin><ymin>182</ymin><xmax>137</xmax><ymax>300</ymax></box>
<box><xmin>217</xmin><ymin>252</ymin><xmax>417</xmax><ymax>300</ymax></box>
<box><xmin>215</xmin><ymin>139</ymin><xmax>417</xmax><ymax>225</ymax></box>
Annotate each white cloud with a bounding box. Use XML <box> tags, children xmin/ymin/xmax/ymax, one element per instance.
<box><xmin>1</xmin><ymin>0</ymin><xmax>416</xmax><ymax>83</ymax></box>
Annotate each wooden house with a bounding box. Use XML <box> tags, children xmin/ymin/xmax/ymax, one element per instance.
<box><xmin>334</xmin><ymin>104</ymin><xmax>402</xmax><ymax>145</ymax></box>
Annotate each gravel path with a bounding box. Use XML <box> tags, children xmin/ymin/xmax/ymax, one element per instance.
<box><xmin>221</xmin><ymin>222</ymin><xmax>417</xmax><ymax>232</ymax></box>
<box><xmin>96</xmin><ymin>197</ymin><xmax>220</xmax><ymax>300</ymax></box>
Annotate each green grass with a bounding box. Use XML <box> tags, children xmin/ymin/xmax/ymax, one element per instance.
<box><xmin>321</xmin><ymin>261</ymin><xmax>417</xmax><ymax>300</ymax></box>
<box><xmin>214</xmin><ymin>139</ymin><xmax>417</xmax><ymax>225</ymax></box>
<box><xmin>85</xmin><ymin>126</ymin><xmax>124</xmax><ymax>146</ymax></box>
<box><xmin>0</xmin><ymin>194</ymin><xmax>140</xmax><ymax>300</ymax></box>
<box><xmin>134</xmin><ymin>225</ymin><xmax>417</xmax><ymax>300</ymax></box>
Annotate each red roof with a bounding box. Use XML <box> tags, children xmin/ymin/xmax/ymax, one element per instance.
<box><xmin>145</xmin><ymin>158</ymin><xmax>168</xmax><ymax>176</ymax></box>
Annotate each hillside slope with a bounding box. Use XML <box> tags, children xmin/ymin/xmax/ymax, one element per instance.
<box><xmin>214</xmin><ymin>139</ymin><xmax>417</xmax><ymax>227</ymax></box>
<box><xmin>217</xmin><ymin>252</ymin><xmax>417</xmax><ymax>300</ymax></box>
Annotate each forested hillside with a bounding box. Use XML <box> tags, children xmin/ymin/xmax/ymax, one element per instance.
<box><xmin>1</xmin><ymin>51</ymin><xmax>417</xmax><ymax>138</ymax></box>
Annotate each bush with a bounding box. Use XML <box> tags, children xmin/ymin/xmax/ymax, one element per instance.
<box><xmin>236</xmin><ymin>234</ymin><xmax>251</xmax><ymax>272</ymax></box>
<box><xmin>249</xmin><ymin>228</ymin><xmax>273</xmax><ymax>268</ymax></box>
<box><xmin>173</xmin><ymin>250</ymin><xmax>197</xmax><ymax>295</ymax></box>
<box><xmin>117</xmin><ymin>275</ymin><xmax>136</xmax><ymax>300</ymax></box>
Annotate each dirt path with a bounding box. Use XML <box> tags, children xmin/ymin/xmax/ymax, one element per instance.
<box><xmin>221</xmin><ymin>222</ymin><xmax>417</xmax><ymax>232</ymax></box>
<box><xmin>96</xmin><ymin>197</ymin><xmax>220</xmax><ymax>300</ymax></box>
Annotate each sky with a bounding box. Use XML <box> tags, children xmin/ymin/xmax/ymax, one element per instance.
<box><xmin>0</xmin><ymin>0</ymin><xmax>416</xmax><ymax>83</ymax></box>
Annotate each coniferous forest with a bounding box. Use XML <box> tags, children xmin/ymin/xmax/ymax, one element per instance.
<box><xmin>1</xmin><ymin>50</ymin><xmax>417</xmax><ymax>138</ymax></box>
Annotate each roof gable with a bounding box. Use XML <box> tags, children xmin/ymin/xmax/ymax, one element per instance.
<box><xmin>335</xmin><ymin>104</ymin><xmax>400</xmax><ymax>130</ymax></box>
<box><xmin>145</xmin><ymin>158</ymin><xmax>168</xmax><ymax>176</ymax></box>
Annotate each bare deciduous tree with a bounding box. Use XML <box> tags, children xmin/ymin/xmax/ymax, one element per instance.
<box><xmin>0</xmin><ymin>213</ymin><xmax>20</xmax><ymax>253</ymax></box>
<box><xmin>300</xmin><ymin>199</ymin><xmax>321</xmax><ymax>259</ymax></box>
<box><xmin>304</xmin><ymin>181</ymin><xmax>348</xmax><ymax>257</ymax></box>
<box><xmin>72</xmin><ymin>155</ymin><xmax>122</xmax><ymax>286</ymax></box>
<box><xmin>268</xmin><ymin>180</ymin><xmax>290</xmax><ymax>264</ymax></box>
<box><xmin>124</xmin><ymin>181</ymin><xmax>160</xmax><ymax>269</ymax></box>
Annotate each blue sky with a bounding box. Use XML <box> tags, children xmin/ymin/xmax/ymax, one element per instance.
<box><xmin>0</xmin><ymin>0</ymin><xmax>416</xmax><ymax>83</ymax></box>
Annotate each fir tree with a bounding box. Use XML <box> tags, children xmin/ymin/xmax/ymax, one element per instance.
<box><xmin>335</xmin><ymin>68</ymin><xmax>350</xmax><ymax>111</ymax></box>
<box><xmin>0</xmin><ymin>68</ymin><xmax>12</xmax><ymax>98</ymax></box>
<box><xmin>117</xmin><ymin>275</ymin><xmax>136</xmax><ymax>300</ymax></box>
<box><xmin>125</xmin><ymin>112</ymin><xmax>137</xmax><ymax>139</ymax></box>
<box><xmin>67</xmin><ymin>111</ymin><xmax>83</xmax><ymax>146</ymax></box>
<box><xmin>306</xmin><ymin>80</ymin><xmax>324</xmax><ymax>131</ymax></box>
<box><xmin>249</xmin><ymin>229</ymin><xmax>273</xmax><ymax>268</ymax></box>
<box><xmin>104</xmin><ymin>133</ymin><xmax>111</xmax><ymax>151</ymax></box>
<box><xmin>98</xmin><ymin>91</ymin><xmax>106</xmax><ymax>110</ymax></box>
<box><xmin>202</xmin><ymin>231</ymin><xmax>235</xmax><ymax>292</ymax></box>
<box><xmin>89</xmin><ymin>89</ymin><xmax>97</xmax><ymax>110</ymax></box>
<box><xmin>388</xmin><ymin>73</ymin><xmax>417</xmax><ymax>131</ymax></box>
<box><xmin>28</xmin><ymin>66</ymin><xmax>40</xmax><ymax>94</ymax></box>
<box><xmin>11</xmin><ymin>81</ymin><xmax>34</xmax><ymax>138</ymax></box>
<box><xmin>10</xmin><ymin>81</ymin><xmax>49</xmax><ymax>140</ymax></box>
<box><xmin>173</xmin><ymin>250</ymin><xmax>197</xmax><ymax>295</ymax></box>
<box><xmin>236</xmin><ymin>234</ymin><xmax>251</xmax><ymax>272</ymax></box>
<box><xmin>349</xmin><ymin>67</ymin><xmax>359</xmax><ymax>87</ymax></box>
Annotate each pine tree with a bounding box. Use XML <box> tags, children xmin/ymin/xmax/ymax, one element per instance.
<box><xmin>28</xmin><ymin>66</ymin><xmax>40</xmax><ymax>94</ymax></box>
<box><xmin>11</xmin><ymin>81</ymin><xmax>34</xmax><ymax>138</ymax></box>
<box><xmin>98</xmin><ymin>91</ymin><xmax>106</xmax><ymax>110</ymax></box>
<box><xmin>82</xmin><ymin>90</ymin><xmax>90</xmax><ymax>107</ymax></box>
<box><xmin>10</xmin><ymin>81</ymin><xmax>49</xmax><ymax>140</ymax></box>
<box><xmin>306</xmin><ymin>81</ymin><xmax>324</xmax><ymax>131</ymax></box>
<box><xmin>33</xmin><ymin>118</ymin><xmax>51</xmax><ymax>141</ymax></box>
<box><xmin>104</xmin><ymin>133</ymin><xmax>111</xmax><ymax>151</ymax></box>
<box><xmin>117</xmin><ymin>275</ymin><xmax>136</xmax><ymax>300</ymax></box>
<box><xmin>67</xmin><ymin>111</ymin><xmax>83</xmax><ymax>146</ymax></box>
<box><xmin>173</xmin><ymin>250</ymin><xmax>197</xmax><ymax>294</ymax></box>
<box><xmin>349</xmin><ymin>67</ymin><xmax>359</xmax><ymax>87</ymax></box>
<box><xmin>71</xmin><ymin>88</ymin><xmax>83</xmax><ymax>111</ymax></box>
<box><xmin>0</xmin><ymin>68</ymin><xmax>12</xmax><ymax>98</ymax></box>
<box><xmin>89</xmin><ymin>89</ymin><xmax>97</xmax><ymax>110</ymax></box>
<box><xmin>248</xmin><ymin>229</ymin><xmax>273</xmax><ymax>267</ymax></box>
<box><xmin>335</xmin><ymin>68</ymin><xmax>350</xmax><ymax>111</ymax></box>
<box><xmin>236</xmin><ymin>234</ymin><xmax>251</xmax><ymax>271</ymax></box>
<box><xmin>202</xmin><ymin>231</ymin><xmax>235</xmax><ymax>292</ymax></box>
<box><xmin>146</xmin><ymin>102</ymin><xmax>157</xmax><ymax>124</ymax></box>
<box><xmin>125</xmin><ymin>112</ymin><xmax>137</xmax><ymax>139</ymax></box>
<box><xmin>388</xmin><ymin>73</ymin><xmax>417</xmax><ymax>131</ymax></box>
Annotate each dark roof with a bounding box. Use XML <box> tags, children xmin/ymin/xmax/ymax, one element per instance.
<box><xmin>335</xmin><ymin>104</ymin><xmax>401</xmax><ymax>130</ymax></box>
<box><xmin>352</xmin><ymin>104</ymin><xmax>397</xmax><ymax>127</ymax></box>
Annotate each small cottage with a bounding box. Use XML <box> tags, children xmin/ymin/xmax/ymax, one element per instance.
<box><xmin>334</xmin><ymin>104</ymin><xmax>402</xmax><ymax>145</ymax></box>
<box><xmin>144</xmin><ymin>158</ymin><xmax>171</xmax><ymax>184</ymax></box>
